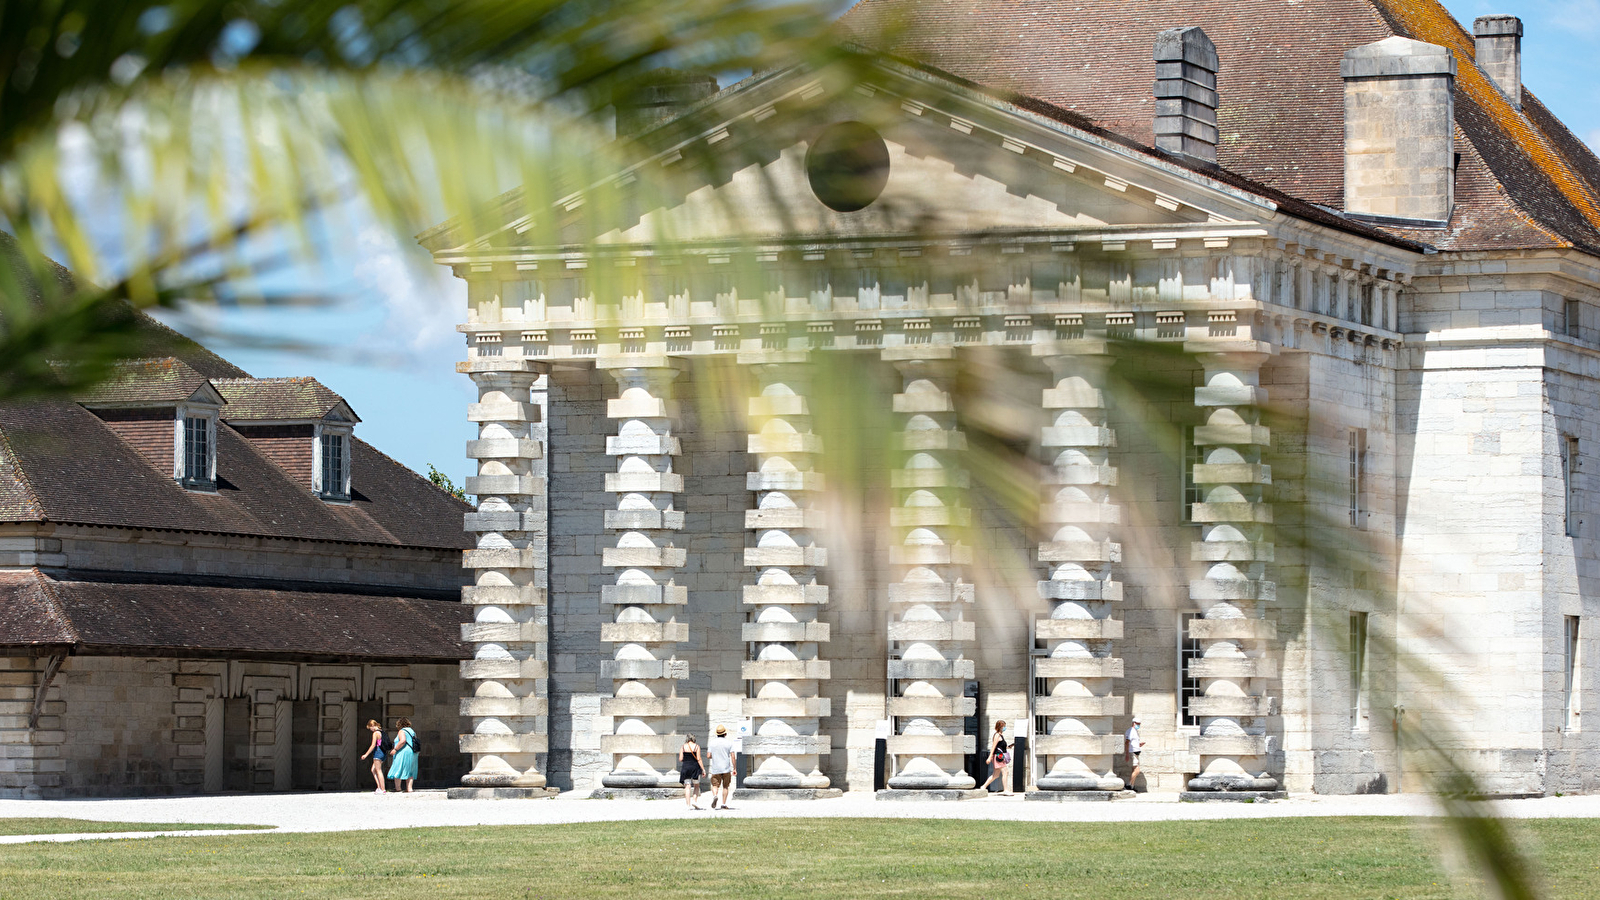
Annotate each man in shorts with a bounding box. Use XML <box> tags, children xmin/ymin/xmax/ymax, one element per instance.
<box><xmin>707</xmin><ymin>724</ymin><xmax>737</xmax><ymax>809</ymax></box>
<box><xmin>1124</xmin><ymin>716</ymin><xmax>1144</xmax><ymax>791</ymax></box>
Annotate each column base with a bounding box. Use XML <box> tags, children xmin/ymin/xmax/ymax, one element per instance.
<box><xmin>589</xmin><ymin>787</ymin><xmax>690</xmax><ymax>800</ymax></box>
<box><xmin>1179</xmin><ymin>791</ymin><xmax>1287</xmax><ymax>802</ymax></box>
<box><xmin>875</xmin><ymin>789</ymin><xmax>990</xmax><ymax>801</ymax></box>
<box><xmin>447</xmin><ymin>787</ymin><xmax>561</xmax><ymax>800</ymax></box>
<box><xmin>732</xmin><ymin>788</ymin><xmax>843</xmax><ymax>801</ymax></box>
<box><xmin>1187</xmin><ymin>775</ymin><xmax>1280</xmax><ymax>792</ymax></box>
<box><xmin>1025</xmin><ymin>789</ymin><xmax>1136</xmax><ymax>802</ymax></box>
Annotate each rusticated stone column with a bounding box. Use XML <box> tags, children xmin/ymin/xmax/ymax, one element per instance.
<box><xmin>598</xmin><ymin>357</ymin><xmax>690</xmax><ymax>790</ymax></box>
<box><xmin>882</xmin><ymin>347</ymin><xmax>978</xmax><ymax>792</ymax></box>
<box><xmin>738</xmin><ymin>351</ymin><xmax>835</xmax><ymax>794</ymax></box>
<box><xmin>1031</xmin><ymin>343</ymin><xmax>1126</xmax><ymax>793</ymax></box>
<box><xmin>454</xmin><ymin>358</ymin><xmax>555</xmax><ymax>798</ymax></box>
<box><xmin>1184</xmin><ymin>344</ymin><xmax>1282</xmax><ymax>797</ymax></box>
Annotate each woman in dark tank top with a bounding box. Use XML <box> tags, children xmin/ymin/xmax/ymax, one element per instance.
<box><xmin>977</xmin><ymin>720</ymin><xmax>1012</xmax><ymax>795</ymax></box>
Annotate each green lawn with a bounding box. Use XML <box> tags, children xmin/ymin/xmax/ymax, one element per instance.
<box><xmin>0</xmin><ymin>817</ymin><xmax>1593</xmax><ymax>899</ymax></box>
<box><xmin>0</xmin><ymin>819</ymin><xmax>271</xmax><ymax>836</ymax></box>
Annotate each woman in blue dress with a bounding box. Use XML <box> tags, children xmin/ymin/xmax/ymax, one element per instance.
<box><xmin>359</xmin><ymin>719</ymin><xmax>387</xmax><ymax>793</ymax></box>
<box><xmin>387</xmin><ymin>717</ymin><xmax>419</xmax><ymax>792</ymax></box>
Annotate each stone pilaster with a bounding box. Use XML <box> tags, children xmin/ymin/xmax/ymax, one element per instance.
<box><xmin>454</xmin><ymin>358</ymin><xmax>553</xmax><ymax>798</ymax></box>
<box><xmin>1184</xmin><ymin>344</ymin><xmax>1282</xmax><ymax>796</ymax></box>
<box><xmin>1030</xmin><ymin>343</ymin><xmax>1126</xmax><ymax>792</ymax></box>
<box><xmin>882</xmin><ymin>347</ymin><xmax>977</xmax><ymax>791</ymax></box>
<box><xmin>738</xmin><ymin>351</ymin><xmax>834</xmax><ymax>792</ymax></box>
<box><xmin>598</xmin><ymin>357</ymin><xmax>690</xmax><ymax>789</ymax></box>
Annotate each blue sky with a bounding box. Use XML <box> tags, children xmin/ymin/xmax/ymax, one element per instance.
<box><xmin>154</xmin><ymin>0</ymin><xmax>1600</xmax><ymax>487</ymax></box>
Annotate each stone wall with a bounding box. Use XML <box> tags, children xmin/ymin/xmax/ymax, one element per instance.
<box><xmin>0</xmin><ymin>656</ymin><xmax>466</xmax><ymax>799</ymax></box>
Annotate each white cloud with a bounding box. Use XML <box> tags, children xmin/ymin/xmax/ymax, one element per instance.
<box><xmin>348</xmin><ymin>224</ymin><xmax>463</xmax><ymax>356</ymax></box>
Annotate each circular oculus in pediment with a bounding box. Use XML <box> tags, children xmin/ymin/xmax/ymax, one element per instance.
<box><xmin>805</xmin><ymin>121</ymin><xmax>890</xmax><ymax>212</ymax></box>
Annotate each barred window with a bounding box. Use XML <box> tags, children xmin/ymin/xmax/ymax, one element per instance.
<box><xmin>320</xmin><ymin>432</ymin><xmax>349</xmax><ymax>500</ymax></box>
<box><xmin>180</xmin><ymin>414</ymin><xmax>214</xmax><ymax>489</ymax></box>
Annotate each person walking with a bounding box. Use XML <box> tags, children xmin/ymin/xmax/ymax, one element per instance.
<box><xmin>977</xmin><ymin>720</ymin><xmax>1013</xmax><ymax>795</ymax></box>
<box><xmin>387</xmin><ymin>717</ymin><xmax>419</xmax><ymax>793</ymax></box>
<box><xmin>678</xmin><ymin>734</ymin><xmax>706</xmax><ymax>810</ymax></box>
<box><xmin>359</xmin><ymin>719</ymin><xmax>387</xmax><ymax>794</ymax></box>
<box><xmin>1124</xmin><ymin>716</ymin><xmax>1145</xmax><ymax>791</ymax></box>
<box><xmin>706</xmin><ymin>724</ymin><xmax>737</xmax><ymax>810</ymax></box>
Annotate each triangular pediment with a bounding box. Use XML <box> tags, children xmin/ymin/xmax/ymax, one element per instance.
<box><xmin>426</xmin><ymin>57</ymin><xmax>1291</xmax><ymax>256</ymax></box>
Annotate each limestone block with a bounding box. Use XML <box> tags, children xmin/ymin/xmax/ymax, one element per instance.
<box><xmin>600</xmin><ymin>659</ymin><xmax>689</xmax><ymax>680</ymax></box>
<box><xmin>743</xmin><ymin>584</ymin><xmax>830</xmax><ymax>605</ymax></box>
<box><xmin>1034</xmin><ymin>734</ymin><xmax>1124</xmax><ymax>756</ymax></box>
<box><xmin>1037</xmin><ymin>580</ymin><xmax>1123</xmax><ymax>602</ymax></box>
<box><xmin>603</xmin><ymin>472</ymin><xmax>685</xmax><ymax>493</ymax></box>
<box><xmin>742</xmin><ymin>735</ymin><xmax>831</xmax><ymax>755</ymax></box>
<box><xmin>602</xmin><ymin>584</ymin><xmax>689</xmax><ymax>605</ymax></box>
<box><xmin>1040</xmin><ymin>501</ymin><xmax>1121</xmax><ymax>525</ymax></box>
<box><xmin>1035</xmin><ymin>618</ymin><xmax>1125</xmax><ymax>640</ymax></box>
<box><xmin>742</xmin><ymin>697</ymin><xmax>831</xmax><ymax>718</ymax></box>
<box><xmin>1039</xmin><ymin>540</ymin><xmax>1122</xmax><ymax>563</ymax></box>
<box><xmin>605</xmin><ymin>434</ymin><xmax>682</xmax><ymax>455</ymax></box>
<box><xmin>1187</xmin><ymin>734</ymin><xmax>1270</xmax><ymax>756</ymax></box>
<box><xmin>748</xmin><ymin>395</ymin><xmax>809</xmax><ymax>417</ymax></box>
<box><xmin>1034</xmin><ymin>695</ymin><xmax>1125</xmax><ymax>717</ymax></box>
<box><xmin>1035</xmin><ymin>658</ymin><xmax>1124</xmax><ymax>679</ymax></box>
<box><xmin>1188</xmin><ymin>657</ymin><xmax>1278</xmax><ymax>679</ymax></box>
<box><xmin>463</xmin><ymin>511</ymin><xmax>544</xmax><ymax>532</ymax></box>
<box><xmin>741</xmin><ymin>660</ymin><xmax>831</xmax><ymax>680</ymax></box>
<box><xmin>892</xmin><ymin>393</ymin><xmax>955</xmax><ymax>413</ymax></box>
<box><xmin>1195</xmin><ymin>385</ymin><xmax>1266</xmax><ymax>406</ymax></box>
<box><xmin>1188</xmin><ymin>696</ymin><xmax>1273</xmax><ymax>717</ymax></box>
<box><xmin>746</xmin><ymin>471</ymin><xmax>826</xmax><ymax>492</ymax></box>
<box><xmin>1189</xmin><ymin>579</ymin><xmax>1277</xmax><ymax>602</ymax></box>
<box><xmin>888</xmin><ymin>508</ymin><xmax>972</xmax><ymax>528</ymax></box>
<box><xmin>463</xmin><ymin>548</ymin><xmax>544</xmax><ymax>569</ymax></box>
<box><xmin>463</xmin><ymin>584</ymin><xmax>547</xmax><ymax>605</ymax></box>
<box><xmin>599</xmin><ymin>622</ymin><xmax>691</xmax><ymax>643</ymax></box>
<box><xmin>1041</xmin><ymin>426</ymin><xmax>1115</xmax><ymax>448</ymax></box>
<box><xmin>464</xmin><ymin>475</ymin><xmax>546</xmax><ymax>496</ymax></box>
<box><xmin>743</xmin><ymin>508</ymin><xmax>826</xmax><ymax>530</ymax></box>
<box><xmin>601</xmin><ymin>547</ymin><xmax>688</xmax><ymax>568</ymax></box>
<box><xmin>886</xmin><ymin>583</ymin><xmax>975</xmax><ymax>604</ymax></box>
<box><xmin>1042</xmin><ymin>385</ymin><xmax>1104</xmax><ymax>408</ymax></box>
<box><xmin>461</xmin><ymin>622</ymin><xmax>549</xmax><ymax>643</ymax></box>
<box><xmin>1191</xmin><ymin>463</ymin><xmax>1272</xmax><ymax>485</ymax></box>
<box><xmin>886</xmin><ymin>696</ymin><xmax>977</xmax><ymax>717</ymax></box>
<box><xmin>599</xmin><ymin>733</ymin><xmax>683</xmax><ymax>755</ymax></box>
<box><xmin>1041</xmin><ymin>465</ymin><xmax>1118</xmax><ymax>486</ymax></box>
<box><xmin>886</xmin><ymin>620</ymin><xmax>977</xmax><ymax>642</ymax></box>
<box><xmin>889</xmin><ymin>469</ymin><xmax>971</xmax><ymax>489</ymax></box>
<box><xmin>886</xmin><ymin>659</ymin><xmax>976</xmax><ymax>680</ymax></box>
<box><xmin>1190</xmin><ymin>503</ymin><xmax>1273</xmax><ymax>524</ymax></box>
<box><xmin>743</xmin><ymin>547</ymin><xmax>828</xmax><ymax>567</ymax></box>
<box><xmin>886</xmin><ymin>734</ymin><xmax>976</xmax><ymax>755</ymax></box>
<box><xmin>600</xmin><ymin>696</ymin><xmax>691</xmax><ymax>717</ymax></box>
<box><xmin>603</xmin><ymin>509</ymin><xmax>687</xmax><ymax>530</ymax></box>
<box><xmin>607</xmin><ymin>397</ymin><xmax>679</xmax><ymax>419</ymax></box>
<box><xmin>740</xmin><ymin>622</ymin><xmax>831</xmax><ymax>643</ymax></box>
<box><xmin>468</xmin><ymin>401</ymin><xmax>541</xmax><ymax>423</ymax></box>
<box><xmin>1193</xmin><ymin>423</ymin><xmax>1271</xmax><ymax>446</ymax></box>
<box><xmin>1188</xmin><ymin>617</ymin><xmax>1278</xmax><ymax>640</ymax></box>
<box><xmin>460</xmin><ymin>658</ymin><xmax>548</xmax><ymax>680</ymax></box>
<box><xmin>459</xmin><ymin>733</ymin><xmax>549</xmax><ymax>754</ymax></box>
<box><xmin>466</xmin><ymin>438</ymin><xmax>543</xmax><ymax>459</ymax></box>
<box><xmin>460</xmin><ymin>696</ymin><xmax>549</xmax><ymax>717</ymax></box>
<box><xmin>896</xmin><ymin>431</ymin><xmax>968</xmax><ymax>452</ymax></box>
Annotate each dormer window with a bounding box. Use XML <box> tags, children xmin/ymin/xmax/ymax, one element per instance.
<box><xmin>314</xmin><ymin>424</ymin><xmax>352</xmax><ymax>501</ymax></box>
<box><xmin>175</xmin><ymin>407</ymin><xmax>218</xmax><ymax>490</ymax></box>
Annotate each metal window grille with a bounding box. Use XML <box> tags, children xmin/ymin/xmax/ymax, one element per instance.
<box><xmin>1179</xmin><ymin>613</ymin><xmax>1202</xmax><ymax>726</ymax></box>
<box><xmin>321</xmin><ymin>433</ymin><xmax>347</xmax><ymax>499</ymax></box>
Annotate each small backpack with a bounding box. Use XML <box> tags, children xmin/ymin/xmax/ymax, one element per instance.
<box><xmin>408</xmin><ymin>728</ymin><xmax>419</xmax><ymax>755</ymax></box>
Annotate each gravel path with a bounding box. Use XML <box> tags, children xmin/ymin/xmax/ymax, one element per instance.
<box><xmin>3</xmin><ymin>790</ymin><xmax>1600</xmax><ymax>843</ymax></box>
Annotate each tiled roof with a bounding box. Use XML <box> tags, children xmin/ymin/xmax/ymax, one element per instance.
<box><xmin>838</xmin><ymin>0</ymin><xmax>1600</xmax><ymax>255</ymax></box>
<box><xmin>74</xmin><ymin>357</ymin><xmax>215</xmax><ymax>406</ymax></box>
<box><xmin>0</xmin><ymin>399</ymin><xmax>471</xmax><ymax>549</ymax></box>
<box><xmin>213</xmin><ymin>377</ymin><xmax>359</xmax><ymax>422</ymax></box>
<box><xmin>0</xmin><ymin>569</ymin><xmax>465</xmax><ymax>662</ymax></box>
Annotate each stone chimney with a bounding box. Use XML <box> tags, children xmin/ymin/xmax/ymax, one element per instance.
<box><xmin>614</xmin><ymin>70</ymin><xmax>719</xmax><ymax>138</ymax></box>
<box><xmin>1473</xmin><ymin>15</ymin><xmax>1523</xmax><ymax>110</ymax></box>
<box><xmin>1341</xmin><ymin>37</ymin><xmax>1457</xmax><ymax>224</ymax></box>
<box><xmin>1153</xmin><ymin>27</ymin><xmax>1220</xmax><ymax>163</ymax></box>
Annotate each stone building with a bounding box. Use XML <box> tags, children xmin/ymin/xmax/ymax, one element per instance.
<box><xmin>422</xmin><ymin>0</ymin><xmax>1600</xmax><ymax>797</ymax></box>
<box><xmin>0</xmin><ymin>309</ymin><xmax>473</xmax><ymax>798</ymax></box>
